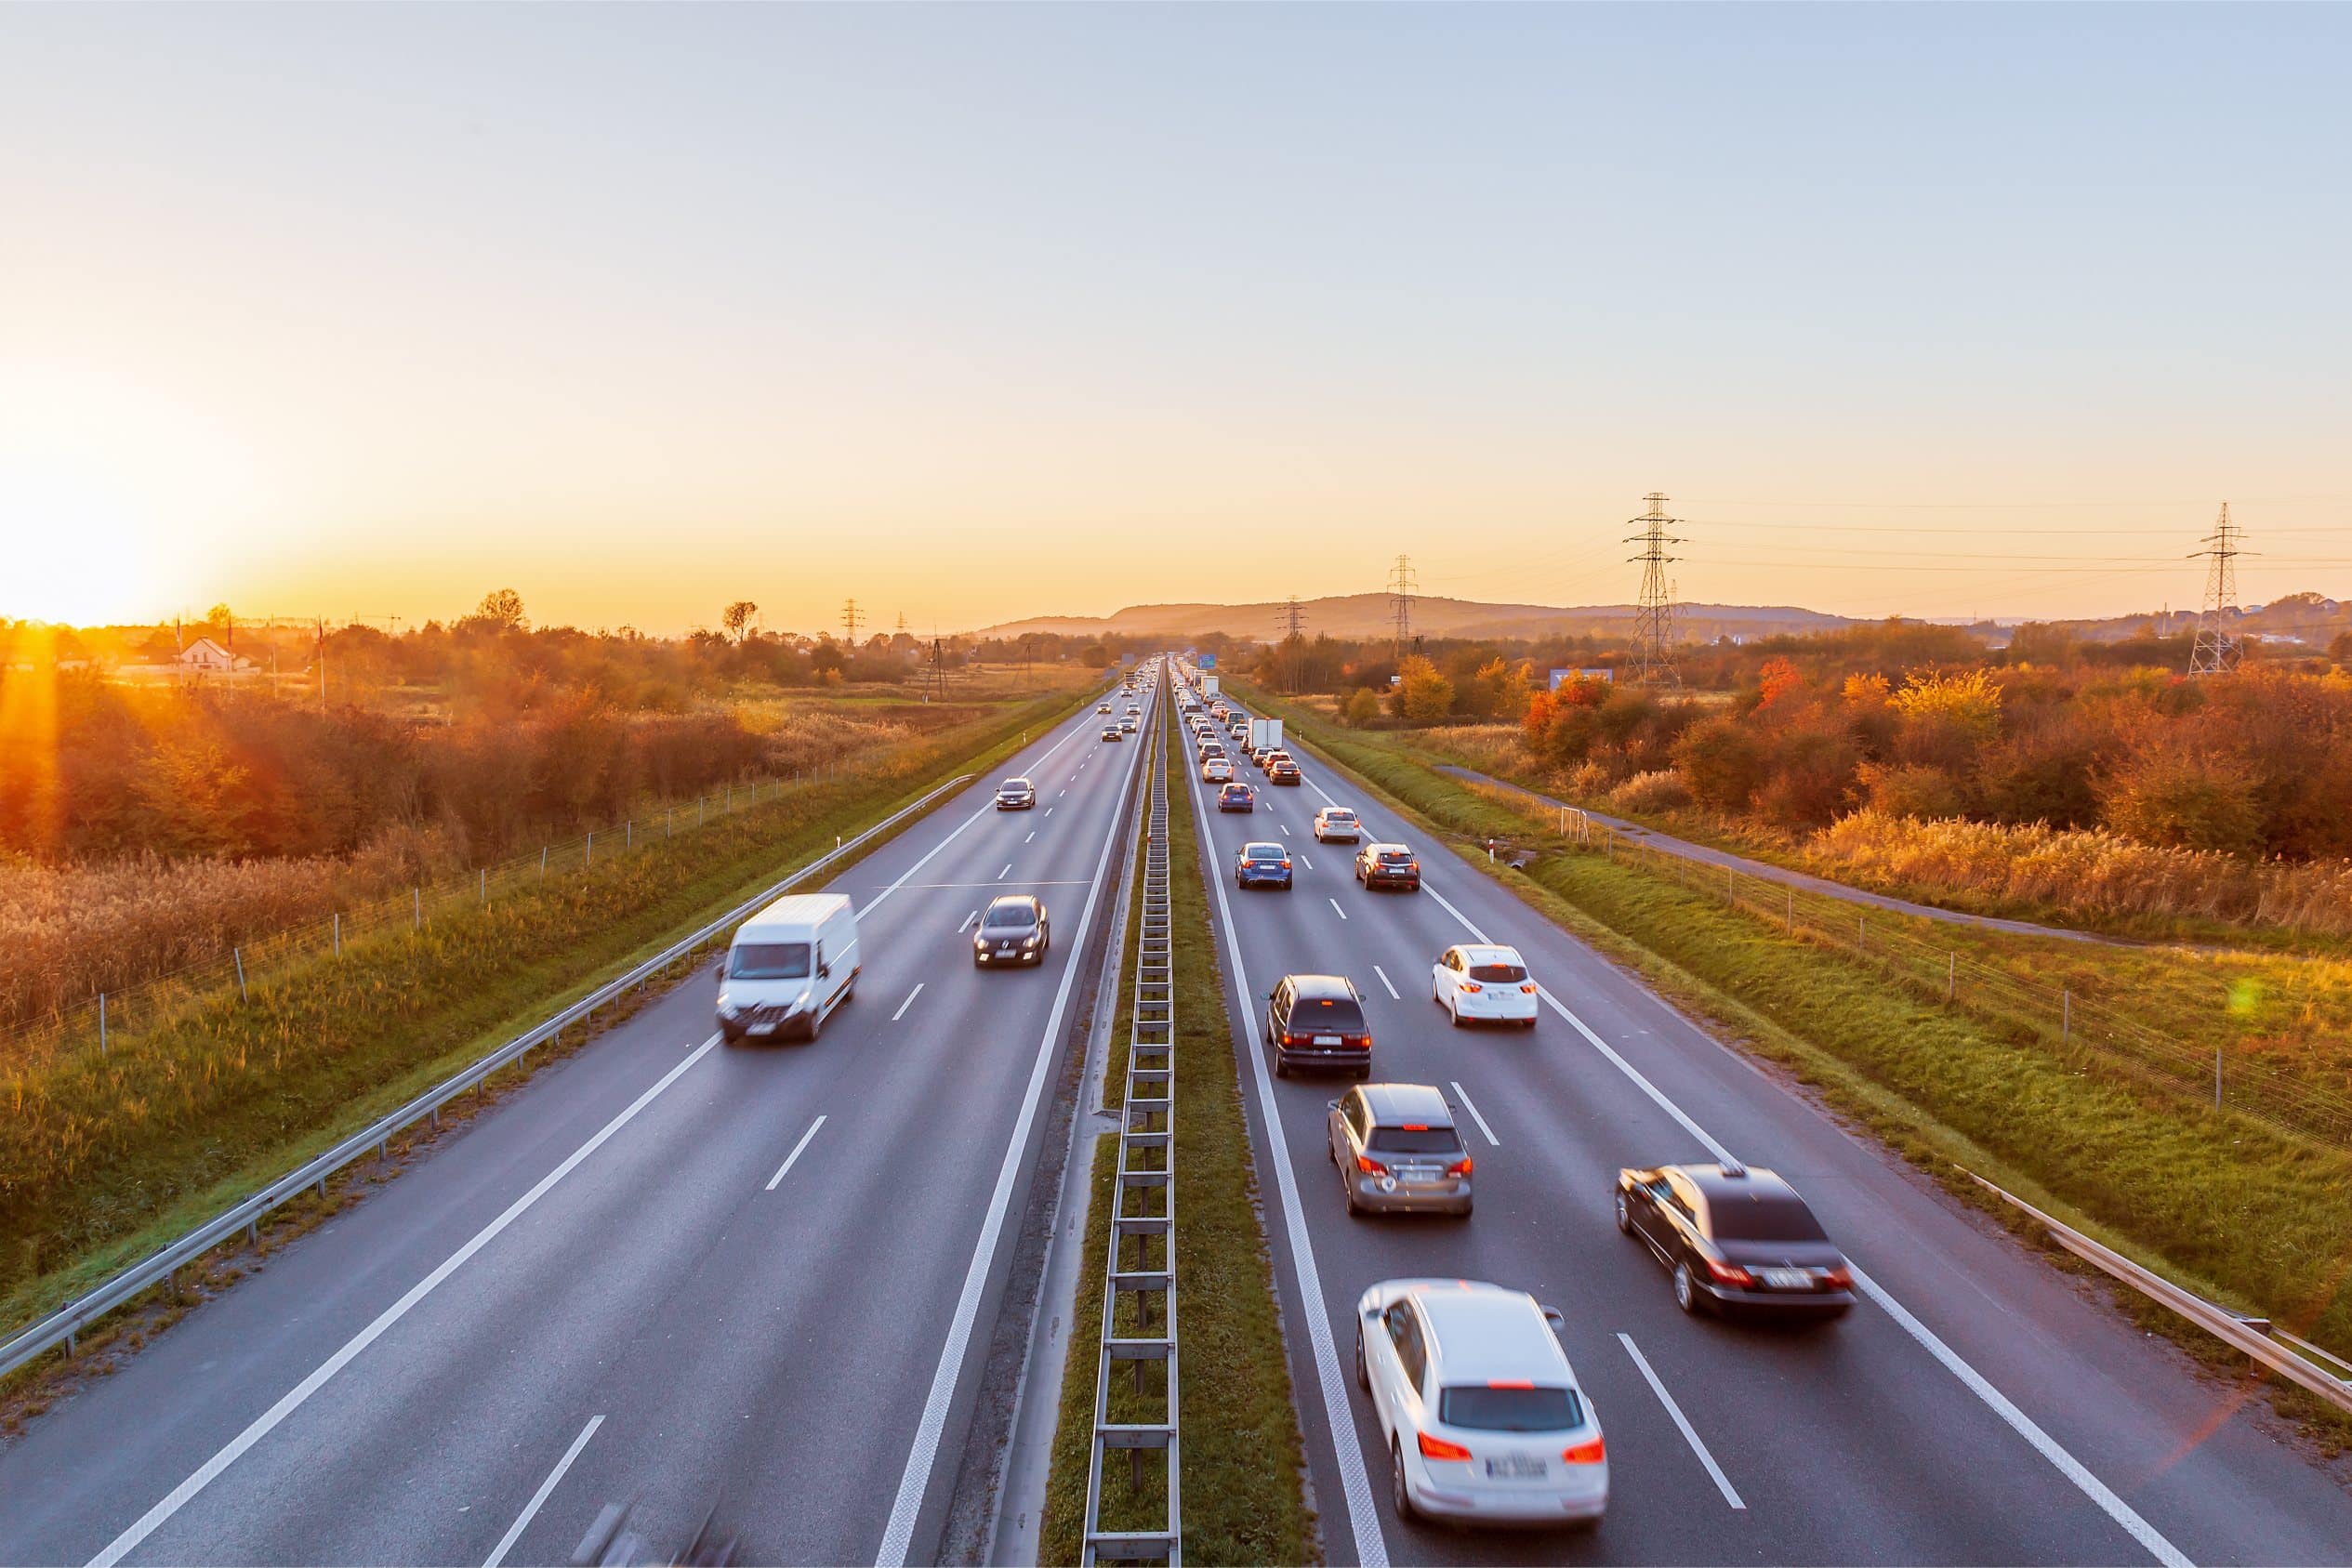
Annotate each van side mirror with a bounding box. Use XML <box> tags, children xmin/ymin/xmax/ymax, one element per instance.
<box><xmin>1541</xmin><ymin>1306</ymin><xmax>1566</xmax><ymax>1328</ymax></box>
<box><xmin>818</xmin><ymin>963</ymin><xmax>831</xmax><ymax>980</ymax></box>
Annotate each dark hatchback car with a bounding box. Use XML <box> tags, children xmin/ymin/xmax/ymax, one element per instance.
<box><xmin>1235</xmin><ymin>841</ymin><xmax>1293</xmax><ymax>890</ymax></box>
<box><xmin>1218</xmin><ymin>782</ymin><xmax>1257</xmax><ymax>813</ymax></box>
<box><xmin>1267</xmin><ymin>758</ymin><xmax>1302</xmax><ymax>786</ymax></box>
<box><xmin>1266</xmin><ymin>974</ymin><xmax>1372</xmax><ymax>1078</ymax></box>
<box><xmin>1615</xmin><ymin>1163</ymin><xmax>1854</xmax><ymax>1318</ymax></box>
<box><xmin>972</xmin><ymin>894</ymin><xmax>1051</xmax><ymax>967</ymax></box>
<box><xmin>1354</xmin><ymin>842</ymin><xmax>1421</xmax><ymax>891</ymax></box>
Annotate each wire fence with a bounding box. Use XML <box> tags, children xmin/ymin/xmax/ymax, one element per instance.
<box><xmin>1516</xmin><ymin>805</ymin><xmax>2352</xmax><ymax>1153</ymax></box>
<box><xmin>0</xmin><ymin>759</ymin><xmax>876</xmax><ymax>1076</ymax></box>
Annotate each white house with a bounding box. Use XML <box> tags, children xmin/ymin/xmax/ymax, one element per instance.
<box><xmin>174</xmin><ymin>638</ymin><xmax>251</xmax><ymax>672</ymax></box>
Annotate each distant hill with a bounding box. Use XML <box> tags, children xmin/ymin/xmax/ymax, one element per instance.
<box><xmin>978</xmin><ymin>592</ymin><xmax>1856</xmax><ymax>644</ymax></box>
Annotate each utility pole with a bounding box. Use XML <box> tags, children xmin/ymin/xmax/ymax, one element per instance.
<box><xmin>841</xmin><ymin>598</ymin><xmax>865</xmax><ymax>644</ymax></box>
<box><xmin>1386</xmin><ymin>555</ymin><xmax>1417</xmax><ymax>665</ymax></box>
<box><xmin>930</xmin><ymin>636</ymin><xmax>948</xmax><ymax>699</ymax></box>
<box><xmin>1625</xmin><ymin>492</ymin><xmax>1684</xmax><ymax>687</ymax></box>
<box><xmin>2187</xmin><ymin>503</ymin><xmax>2245</xmax><ymax>677</ymax></box>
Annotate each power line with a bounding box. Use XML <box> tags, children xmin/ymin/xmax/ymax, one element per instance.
<box><xmin>1625</xmin><ymin>493</ymin><xmax>1683</xmax><ymax>686</ymax></box>
<box><xmin>2188</xmin><ymin>504</ymin><xmax>2246</xmax><ymax>677</ymax></box>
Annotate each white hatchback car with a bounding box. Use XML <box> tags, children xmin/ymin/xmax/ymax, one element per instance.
<box><xmin>1432</xmin><ymin>944</ymin><xmax>1539</xmax><ymax>1028</ymax></box>
<box><xmin>1355</xmin><ymin>1279</ymin><xmax>1606</xmax><ymax>1526</ymax></box>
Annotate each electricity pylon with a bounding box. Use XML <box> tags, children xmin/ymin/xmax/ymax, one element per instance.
<box><xmin>1625</xmin><ymin>493</ymin><xmax>1684</xmax><ymax>686</ymax></box>
<box><xmin>2187</xmin><ymin>503</ymin><xmax>2244</xmax><ymax>676</ymax></box>
<box><xmin>1386</xmin><ymin>556</ymin><xmax>1417</xmax><ymax>663</ymax></box>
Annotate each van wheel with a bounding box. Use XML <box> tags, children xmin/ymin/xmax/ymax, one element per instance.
<box><xmin>804</xmin><ymin>1007</ymin><xmax>823</xmax><ymax>1044</ymax></box>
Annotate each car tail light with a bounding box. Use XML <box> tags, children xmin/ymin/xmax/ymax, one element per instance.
<box><xmin>1418</xmin><ymin>1432</ymin><xmax>1473</xmax><ymax>1462</ymax></box>
<box><xmin>1823</xmin><ymin>1265</ymin><xmax>1853</xmax><ymax>1289</ymax></box>
<box><xmin>1460</xmin><ymin>982</ymin><xmax>1483</xmax><ymax>994</ymax></box>
<box><xmin>1355</xmin><ymin>1153</ymin><xmax>1390</xmax><ymax>1177</ymax></box>
<box><xmin>1343</xmin><ymin>1034</ymin><xmax>1370</xmax><ymax>1050</ymax></box>
<box><xmin>1280</xmin><ymin>859</ymin><xmax>1291</xmax><ymax>869</ymax></box>
<box><xmin>1519</xmin><ymin>983</ymin><xmax>1538</xmax><ymax>995</ymax></box>
<box><xmin>1446</xmin><ymin>1156</ymin><xmax>1473</xmax><ymax>1177</ymax></box>
<box><xmin>1562</xmin><ymin>1436</ymin><xmax>1605</xmax><ymax>1464</ymax></box>
<box><xmin>1705</xmin><ymin>1258</ymin><xmax>1755</xmax><ymax>1288</ymax></box>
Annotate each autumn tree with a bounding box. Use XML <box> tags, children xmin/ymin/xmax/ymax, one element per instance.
<box><xmin>722</xmin><ymin>601</ymin><xmax>759</xmax><ymax>643</ymax></box>
<box><xmin>1391</xmin><ymin>656</ymin><xmax>1455</xmax><ymax>724</ymax></box>
<box><xmin>473</xmin><ymin>588</ymin><xmax>527</xmax><ymax>630</ymax></box>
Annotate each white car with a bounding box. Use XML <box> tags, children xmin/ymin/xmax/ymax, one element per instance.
<box><xmin>1432</xmin><ymin>944</ymin><xmax>1539</xmax><ymax>1028</ymax></box>
<box><xmin>1313</xmin><ymin>806</ymin><xmax>1362</xmax><ymax>844</ymax></box>
<box><xmin>1355</xmin><ymin>1280</ymin><xmax>1605</xmax><ymax>1526</ymax></box>
<box><xmin>1202</xmin><ymin>757</ymin><xmax>1235</xmax><ymax>783</ymax></box>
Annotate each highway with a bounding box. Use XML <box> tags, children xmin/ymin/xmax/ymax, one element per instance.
<box><xmin>0</xmin><ymin>679</ymin><xmax>1159</xmax><ymax>1567</ymax></box>
<box><xmin>1182</xmin><ymin>680</ymin><xmax>2352</xmax><ymax>1566</ymax></box>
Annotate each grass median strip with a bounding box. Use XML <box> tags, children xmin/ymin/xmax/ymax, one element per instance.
<box><xmin>1</xmin><ymin>687</ymin><xmax>1092</xmax><ymax>1363</ymax></box>
<box><xmin>1040</xmin><ymin>692</ymin><xmax>1314</xmax><ymax>1565</ymax></box>
<box><xmin>1235</xmin><ymin>679</ymin><xmax>2352</xmax><ymax>1410</ymax></box>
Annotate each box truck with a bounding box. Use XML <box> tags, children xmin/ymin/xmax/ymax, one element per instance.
<box><xmin>1249</xmin><ymin>718</ymin><xmax>1284</xmax><ymax>753</ymax></box>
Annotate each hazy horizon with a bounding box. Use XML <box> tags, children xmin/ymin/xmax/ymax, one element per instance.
<box><xmin>5</xmin><ymin>5</ymin><xmax>2347</xmax><ymax>632</ymax></box>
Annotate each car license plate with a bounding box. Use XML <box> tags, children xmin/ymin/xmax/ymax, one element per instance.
<box><xmin>1762</xmin><ymin>1268</ymin><xmax>1812</xmax><ymax>1289</ymax></box>
<box><xmin>1486</xmin><ymin>1456</ymin><xmax>1547</xmax><ymax>1480</ymax></box>
<box><xmin>998</xmin><ymin>944</ymin><xmax>1017</xmax><ymax>955</ymax></box>
<box><xmin>748</xmin><ymin>1022</ymin><xmax>774</xmax><ymax>1036</ymax></box>
<box><xmin>1313</xmin><ymin>1034</ymin><xmax>1341</xmax><ymax>1047</ymax></box>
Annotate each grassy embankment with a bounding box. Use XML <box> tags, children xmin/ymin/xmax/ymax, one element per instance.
<box><xmin>1235</xmin><ymin>679</ymin><xmax>2352</xmax><ymax>1394</ymax></box>
<box><xmin>0</xmin><ymin>682</ymin><xmax>1096</xmax><ymax>1350</ymax></box>
<box><xmin>1040</xmin><ymin>696</ymin><xmax>1314</xmax><ymax>1564</ymax></box>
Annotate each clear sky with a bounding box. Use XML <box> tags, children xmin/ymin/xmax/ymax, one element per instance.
<box><xmin>3</xmin><ymin>4</ymin><xmax>2346</xmax><ymax>634</ymax></box>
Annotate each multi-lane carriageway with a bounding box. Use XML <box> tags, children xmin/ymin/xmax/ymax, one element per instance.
<box><xmin>0</xmin><ymin>657</ymin><xmax>2346</xmax><ymax>1566</ymax></box>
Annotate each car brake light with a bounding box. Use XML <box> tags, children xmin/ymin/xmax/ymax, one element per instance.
<box><xmin>1520</xmin><ymin>982</ymin><xmax>1538</xmax><ymax>995</ymax></box>
<box><xmin>1824</xmin><ymin>1266</ymin><xmax>1853</xmax><ymax>1289</ymax></box>
<box><xmin>1402</xmin><ymin>1123</ymin><xmax>1429</xmax><ymax>1131</ymax></box>
<box><xmin>1279</xmin><ymin>859</ymin><xmax>1290</xmax><ymax>869</ymax></box>
<box><xmin>1486</xmin><ymin>1377</ymin><xmax>1530</xmax><ymax>1389</ymax></box>
<box><xmin>1705</xmin><ymin>1258</ymin><xmax>1755</xmax><ymax>1288</ymax></box>
<box><xmin>1460</xmin><ymin>982</ymin><xmax>1482</xmax><ymax>994</ymax></box>
<box><xmin>1562</xmin><ymin>1436</ymin><xmax>1605</xmax><ymax>1464</ymax></box>
<box><xmin>1446</xmin><ymin>1155</ymin><xmax>1473</xmax><ymax>1177</ymax></box>
<box><xmin>1355</xmin><ymin>1153</ymin><xmax>1390</xmax><ymax>1177</ymax></box>
<box><xmin>1418</xmin><ymin>1432</ymin><xmax>1473</xmax><ymax>1462</ymax></box>
<box><xmin>1344</xmin><ymin>1034</ymin><xmax>1369</xmax><ymax>1049</ymax></box>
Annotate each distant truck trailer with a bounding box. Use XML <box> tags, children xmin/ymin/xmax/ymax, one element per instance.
<box><xmin>1249</xmin><ymin>718</ymin><xmax>1284</xmax><ymax>752</ymax></box>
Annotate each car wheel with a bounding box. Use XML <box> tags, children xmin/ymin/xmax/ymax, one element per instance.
<box><xmin>1274</xmin><ymin>1055</ymin><xmax>1290</xmax><ymax>1079</ymax></box>
<box><xmin>1674</xmin><ymin>1260</ymin><xmax>1701</xmax><ymax>1314</ymax></box>
<box><xmin>1342</xmin><ymin>1169</ymin><xmax>1360</xmax><ymax>1216</ymax></box>
<box><xmin>1448</xmin><ymin>998</ymin><xmax>1465</xmax><ymax>1029</ymax></box>
<box><xmin>1615</xmin><ymin>1192</ymin><xmax>1633</xmax><ymax>1234</ymax></box>
<box><xmin>1354</xmin><ymin>1324</ymin><xmax>1369</xmax><ymax>1391</ymax></box>
<box><xmin>1391</xmin><ymin>1441</ymin><xmax>1419</xmax><ymax>1522</ymax></box>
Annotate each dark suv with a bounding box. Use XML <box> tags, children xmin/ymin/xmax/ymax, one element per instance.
<box><xmin>1354</xmin><ymin>843</ymin><xmax>1421</xmax><ymax>891</ymax></box>
<box><xmin>1266</xmin><ymin>974</ymin><xmax>1372</xmax><ymax>1078</ymax></box>
<box><xmin>1615</xmin><ymin>1163</ymin><xmax>1854</xmax><ymax>1318</ymax></box>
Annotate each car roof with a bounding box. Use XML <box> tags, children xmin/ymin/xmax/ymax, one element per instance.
<box><xmin>1001</xmin><ymin>776</ymin><xmax>1032</xmax><ymax>786</ymax></box>
<box><xmin>1456</xmin><ymin>943</ymin><xmax>1523</xmax><ymax>965</ymax></box>
<box><xmin>1356</xmin><ymin>1082</ymin><xmax>1454</xmax><ymax>1127</ymax></box>
<box><xmin>1678</xmin><ymin>1162</ymin><xmax>1802</xmax><ymax>1206</ymax></box>
<box><xmin>1368</xmin><ymin>841</ymin><xmax>1411</xmax><ymax>852</ymax></box>
<box><xmin>1241</xmin><ymin>841</ymin><xmax>1286</xmax><ymax>855</ymax></box>
<box><xmin>1408</xmin><ymin>1285</ymin><xmax>1571</xmax><ymax>1385</ymax></box>
<box><xmin>984</xmin><ymin>893</ymin><xmax>1040</xmax><ymax>914</ymax></box>
<box><xmin>1285</xmin><ymin>973</ymin><xmax>1355</xmax><ymax>999</ymax></box>
<box><xmin>1320</xmin><ymin>805</ymin><xmax>1356</xmax><ymax>814</ymax></box>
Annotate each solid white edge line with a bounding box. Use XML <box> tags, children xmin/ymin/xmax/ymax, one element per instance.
<box><xmin>1371</xmin><ymin>963</ymin><xmax>1399</xmax><ymax>1000</ymax></box>
<box><xmin>892</xmin><ymin>983</ymin><xmax>926</xmax><ymax>1022</ymax></box>
<box><xmin>482</xmin><ymin>1413</ymin><xmax>604</xmax><ymax>1567</ymax></box>
<box><xmin>1848</xmin><ymin>1267</ymin><xmax>2190</xmax><ymax>1568</ymax></box>
<box><xmin>89</xmin><ymin>1034</ymin><xmax>725</xmax><ymax>1568</ymax></box>
<box><xmin>1328</xmin><ymin>896</ymin><xmax>1348</xmax><ymax>921</ymax></box>
<box><xmin>766</xmin><ymin>1114</ymin><xmax>828</xmax><ymax>1192</ymax></box>
<box><xmin>874</xmin><ymin>686</ymin><xmax>1156</xmax><ymax>1566</ymax></box>
<box><xmin>1185</xmin><ymin>749</ymin><xmax>1391</xmax><ymax>1568</ymax></box>
<box><xmin>1616</xmin><ymin>1333</ymin><xmax>1743</xmax><ymax>1509</ymax></box>
<box><xmin>1447</xmin><ymin>1080</ymin><xmax>1500</xmax><ymax>1147</ymax></box>
<box><xmin>1306</xmin><ymin>736</ymin><xmax>2192</xmax><ymax>1568</ymax></box>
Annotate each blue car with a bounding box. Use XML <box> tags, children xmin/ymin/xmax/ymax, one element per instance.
<box><xmin>1235</xmin><ymin>841</ymin><xmax>1293</xmax><ymax>890</ymax></box>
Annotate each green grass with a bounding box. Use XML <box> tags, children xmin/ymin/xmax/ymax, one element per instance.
<box><xmin>0</xmin><ymin>686</ymin><xmax>1095</xmax><ymax>1343</ymax></box>
<box><xmin>1233</xmin><ymin>678</ymin><xmax>2352</xmax><ymax>1372</ymax></box>
<box><xmin>1039</xmin><ymin>692</ymin><xmax>1314</xmax><ymax>1566</ymax></box>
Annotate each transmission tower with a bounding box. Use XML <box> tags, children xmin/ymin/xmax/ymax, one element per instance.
<box><xmin>1625</xmin><ymin>493</ymin><xmax>1684</xmax><ymax>686</ymax></box>
<box><xmin>1386</xmin><ymin>555</ymin><xmax>1417</xmax><ymax>662</ymax></box>
<box><xmin>841</xmin><ymin>598</ymin><xmax>865</xmax><ymax>643</ymax></box>
<box><xmin>1281</xmin><ymin>595</ymin><xmax>1307</xmax><ymax>640</ymax></box>
<box><xmin>894</xmin><ymin>611</ymin><xmax>908</xmax><ymax>635</ymax></box>
<box><xmin>2187</xmin><ymin>503</ymin><xmax>2245</xmax><ymax>676</ymax></box>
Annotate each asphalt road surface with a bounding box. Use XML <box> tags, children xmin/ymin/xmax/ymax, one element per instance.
<box><xmin>0</xmin><ymin>679</ymin><xmax>1158</xmax><ymax>1567</ymax></box>
<box><xmin>1183</xmin><ymin>689</ymin><xmax>2352</xmax><ymax>1567</ymax></box>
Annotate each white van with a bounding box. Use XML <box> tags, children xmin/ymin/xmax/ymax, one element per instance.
<box><xmin>718</xmin><ymin>893</ymin><xmax>859</xmax><ymax>1043</ymax></box>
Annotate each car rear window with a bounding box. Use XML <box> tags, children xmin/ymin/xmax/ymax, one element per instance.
<box><xmin>1289</xmin><ymin>996</ymin><xmax>1365</xmax><ymax>1032</ymax></box>
<box><xmin>1439</xmin><ymin>1386</ymin><xmax>1582</xmax><ymax>1432</ymax></box>
<box><xmin>1378</xmin><ymin>850</ymin><xmax>1415</xmax><ymax>863</ymax></box>
<box><xmin>730</xmin><ymin>942</ymin><xmax>812</xmax><ymax>980</ymax></box>
<box><xmin>1709</xmin><ymin>1195</ymin><xmax>1829</xmax><ymax>1243</ymax></box>
<box><xmin>1468</xmin><ymin>963</ymin><xmax>1526</xmax><ymax>983</ymax></box>
<box><xmin>1326</xmin><ymin>810</ymin><xmax>1355</xmax><ymax>821</ymax></box>
<box><xmin>1368</xmin><ymin>1127</ymin><xmax>1462</xmax><ymax>1154</ymax></box>
<box><xmin>983</xmin><ymin>903</ymin><xmax>1036</xmax><ymax>929</ymax></box>
<box><xmin>1244</xmin><ymin>844</ymin><xmax>1284</xmax><ymax>859</ymax></box>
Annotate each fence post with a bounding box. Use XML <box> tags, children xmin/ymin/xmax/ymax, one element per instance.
<box><xmin>480</xmin><ymin>868</ymin><xmax>486</xmax><ymax>904</ymax></box>
<box><xmin>1857</xmin><ymin>915</ymin><xmax>1866</xmax><ymax>952</ymax></box>
<box><xmin>627</xmin><ymin>821</ymin><xmax>632</xmax><ymax>850</ymax></box>
<box><xmin>699</xmin><ymin>797</ymin><xmax>706</xmax><ymax>826</ymax></box>
<box><xmin>2063</xmin><ymin>988</ymin><xmax>2071</xmax><ymax>1044</ymax></box>
<box><xmin>413</xmin><ymin>887</ymin><xmax>421</xmax><ymax>930</ymax></box>
<box><xmin>234</xmin><ymin>947</ymin><xmax>248</xmax><ymax>1002</ymax></box>
<box><xmin>1786</xmin><ymin>888</ymin><xmax>1795</xmax><ymax>935</ymax></box>
<box><xmin>99</xmin><ymin>992</ymin><xmax>107</xmax><ymax>1054</ymax></box>
<box><xmin>587</xmin><ymin>832</ymin><xmax>594</xmax><ymax>867</ymax></box>
<box><xmin>1947</xmin><ymin>952</ymin><xmax>1956</xmax><ymax>1005</ymax></box>
<box><xmin>2216</xmin><ymin>1045</ymin><xmax>2223</xmax><ymax>1111</ymax></box>
<box><xmin>1725</xmin><ymin>864</ymin><xmax>1734</xmax><ymax>903</ymax></box>
<box><xmin>541</xmin><ymin>845</ymin><xmax>548</xmax><ymax>876</ymax></box>
<box><xmin>334</xmin><ymin>911</ymin><xmax>341</xmax><ymax>956</ymax></box>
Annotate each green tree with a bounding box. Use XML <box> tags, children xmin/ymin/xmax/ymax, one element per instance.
<box><xmin>1391</xmin><ymin>656</ymin><xmax>1455</xmax><ymax>724</ymax></box>
<box><xmin>1342</xmin><ymin>688</ymin><xmax>1382</xmax><ymax>727</ymax></box>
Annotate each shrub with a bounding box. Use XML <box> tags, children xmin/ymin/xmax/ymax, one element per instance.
<box><xmin>1610</xmin><ymin>770</ymin><xmax>1693</xmax><ymax>813</ymax></box>
<box><xmin>2098</xmin><ymin>744</ymin><xmax>2264</xmax><ymax>854</ymax></box>
<box><xmin>1342</xmin><ymin>688</ymin><xmax>1383</xmax><ymax>727</ymax></box>
<box><xmin>1672</xmin><ymin>718</ymin><xmax>1766</xmax><ymax>810</ymax></box>
<box><xmin>1858</xmin><ymin>762</ymin><xmax>1969</xmax><ymax>821</ymax></box>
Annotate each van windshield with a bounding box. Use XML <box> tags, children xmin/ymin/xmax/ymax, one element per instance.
<box><xmin>731</xmin><ymin>942</ymin><xmax>812</xmax><ymax>981</ymax></box>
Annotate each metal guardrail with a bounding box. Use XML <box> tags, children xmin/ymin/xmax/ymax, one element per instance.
<box><xmin>1962</xmin><ymin>1169</ymin><xmax>2352</xmax><ymax>1416</ymax></box>
<box><xmin>0</xmin><ymin>770</ymin><xmax>981</xmax><ymax>1382</ymax></box>
<box><xmin>1083</xmin><ymin>667</ymin><xmax>1181</xmax><ymax>1565</ymax></box>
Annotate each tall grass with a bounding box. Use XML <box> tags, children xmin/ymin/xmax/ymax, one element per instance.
<box><xmin>1809</xmin><ymin>810</ymin><xmax>2352</xmax><ymax>936</ymax></box>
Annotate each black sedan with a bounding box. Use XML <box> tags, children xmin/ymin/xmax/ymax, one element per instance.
<box><xmin>1615</xmin><ymin>1163</ymin><xmax>1854</xmax><ymax>1318</ymax></box>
